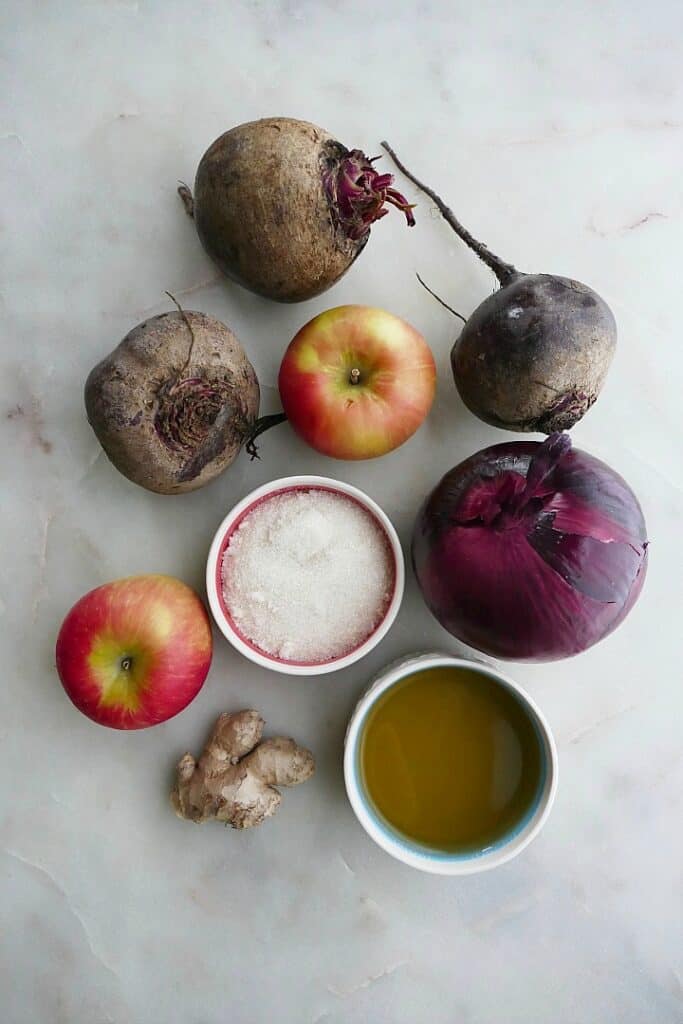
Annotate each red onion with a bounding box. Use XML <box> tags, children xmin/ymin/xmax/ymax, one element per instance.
<box><xmin>412</xmin><ymin>433</ymin><xmax>648</xmax><ymax>661</ymax></box>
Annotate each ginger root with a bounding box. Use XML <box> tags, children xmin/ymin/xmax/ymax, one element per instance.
<box><xmin>171</xmin><ymin>710</ymin><xmax>315</xmax><ymax>829</ymax></box>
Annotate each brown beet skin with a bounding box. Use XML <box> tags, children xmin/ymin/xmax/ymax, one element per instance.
<box><xmin>380</xmin><ymin>142</ymin><xmax>617</xmax><ymax>434</ymax></box>
<box><xmin>452</xmin><ymin>274</ymin><xmax>617</xmax><ymax>432</ymax></box>
<box><xmin>85</xmin><ymin>311</ymin><xmax>259</xmax><ymax>494</ymax></box>
<box><xmin>191</xmin><ymin>118</ymin><xmax>364</xmax><ymax>303</ymax></box>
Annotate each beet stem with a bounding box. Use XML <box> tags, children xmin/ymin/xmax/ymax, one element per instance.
<box><xmin>323</xmin><ymin>147</ymin><xmax>415</xmax><ymax>241</ymax></box>
<box><xmin>165</xmin><ymin>291</ymin><xmax>197</xmax><ymax>376</ymax></box>
<box><xmin>381</xmin><ymin>142</ymin><xmax>517</xmax><ymax>286</ymax></box>
<box><xmin>415</xmin><ymin>273</ymin><xmax>466</xmax><ymax>323</ymax></box>
<box><xmin>178</xmin><ymin>183</ymin><xmax>194</xmax><ymax>218</ymax></box>
<box><xmin>245</xmin><ymin>412</ymin><xmax>288</xmax><ymax>461</ymax></box>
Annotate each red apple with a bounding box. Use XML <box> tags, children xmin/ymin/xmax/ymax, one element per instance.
<box><xmin>56</xmin><ymin>574</ymin><xmax>212</xmax><ymax>729</ymax></box>
<box><xmin>278</xmin><ymin>305</ymin><xmax>436</xmax><ymax>459</ymax></box>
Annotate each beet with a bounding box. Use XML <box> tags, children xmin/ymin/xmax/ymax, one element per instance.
<box><xmin>179</xmin><ymin>118</ymin><xmax>414</xmax><ymax>303</ymax></box>
<box><xmin>85</xmin><ymin>300</ymin><xmax>259</xmax><ymax>494</ymax></box>
<box><xmin>382</xmin><ymin>143</ymin><xmax>616</xmax><ymax>433</ymax></box>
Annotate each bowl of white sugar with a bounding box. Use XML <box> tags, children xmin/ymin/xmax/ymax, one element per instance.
<box><xmin>206</xmin><ymin>476</ymin><xmax>405</xmax><ymax>675</ymax></box>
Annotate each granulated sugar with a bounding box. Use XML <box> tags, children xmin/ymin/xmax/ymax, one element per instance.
<box><xmin>221</xmin><ymin>489</ymin><xmax>394</xmax><ymax>663</ymax></box>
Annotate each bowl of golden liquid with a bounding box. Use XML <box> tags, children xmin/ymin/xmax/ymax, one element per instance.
<box><xmin>344</xmin><ymin>653</ymin><xmax>557</xmax><ymax>874</ymax></box>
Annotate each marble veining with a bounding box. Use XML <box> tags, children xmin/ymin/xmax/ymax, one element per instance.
<box><xmin>1</xmin><ymin>1</ymin><xmax>682</xmax><ymax>1021</ymax></box>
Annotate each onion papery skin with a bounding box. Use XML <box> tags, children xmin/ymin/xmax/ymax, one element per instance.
<box><xmin>412</xmin><ymin>434</ymin><xmax>648</xmax><ymax>661</ymax></box>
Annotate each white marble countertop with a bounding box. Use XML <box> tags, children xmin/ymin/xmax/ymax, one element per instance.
<box><xmin>2</xmin><ymin>2</ymin><xmax>682</xmax><ymax>1021</ymax></box>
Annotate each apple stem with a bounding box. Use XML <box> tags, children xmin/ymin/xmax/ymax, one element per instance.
<box><xmin>245</xmin><ymin>412</ymin><xmax>288</xmax><ymax>461</ymax></box>
<box><xmin>121</xmin><ymin>657</ymin><xmax>132</xmax><ymax>671</ymax></box>
<box><xmin>350</xmin><ymin>368</ymin><xmax>361</xmax><ymax>385</ymax></box>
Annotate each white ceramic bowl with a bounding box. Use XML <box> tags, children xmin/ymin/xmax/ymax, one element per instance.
<box><xmin>206</xmin><ymin>475</ymin><xmax>405</xmax><ymax>676</ymax></box>
<box><xmin>344</xmin><ymin>652</ymin><xmax>558</xmax><ymax>874</ymax></box>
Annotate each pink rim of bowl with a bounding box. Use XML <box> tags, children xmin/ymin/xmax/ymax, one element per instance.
<box><xmin>205</xmin><ymin>475</ymin><xmax>406</xmax><ymax>676</ymax></box>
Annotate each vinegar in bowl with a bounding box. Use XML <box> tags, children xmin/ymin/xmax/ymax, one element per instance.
<box><xmin>360</xmin><ymin>665</ymin><xmax>544</xmax><ymax>854</ymax></box>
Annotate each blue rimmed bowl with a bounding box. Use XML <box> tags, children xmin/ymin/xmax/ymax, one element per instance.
<box><xmin>343</xmin><ymin>652</ymin><xmax>558</xmax><ymax>874</ymax></box>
